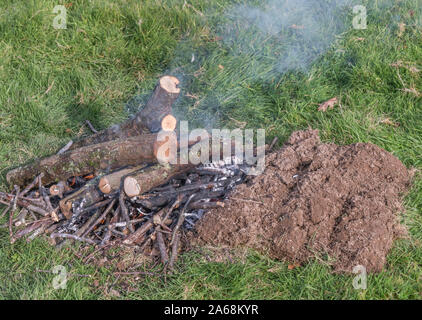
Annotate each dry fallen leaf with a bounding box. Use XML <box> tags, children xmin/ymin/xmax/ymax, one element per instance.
<box><xmin>380</xmin><ymin>118</ymin><xmax>400</xmax><ymax>128</ymax></box>
<box><xmin>318</xmin><ymin>97</ymin><xmax>339</xmax><ymax>112</ymax></box>
<box><xmin>354</xmin><ymin>37</ymin><xmax>365</xmax><ymax>42</ymax></box>
<box><xmin>288</xmin><ymin>263</ymin><xmax>300</xmax><ymax>270</ymax></box>
<box><xmin>218</xmin><ymin>64</ymin><xmax>224</xmax><ymax>70</ymax></box>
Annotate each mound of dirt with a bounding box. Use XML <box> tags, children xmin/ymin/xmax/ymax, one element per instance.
<box><xmin>190</xmin><ymin>129</ymin><xmax>411</xmax><ymax>272</ymax></box>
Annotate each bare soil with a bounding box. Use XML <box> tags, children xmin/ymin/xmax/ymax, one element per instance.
<box><xmin>190</xmin><ymin>129</ymin><xmax>411</xmax><ymax>272</ymax></box>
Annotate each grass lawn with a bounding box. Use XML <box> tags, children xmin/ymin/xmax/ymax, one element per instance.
<box><xmin>0</xmin><ymin>0</ymin><xmax>421</xmax><ymax>299</ymax></box>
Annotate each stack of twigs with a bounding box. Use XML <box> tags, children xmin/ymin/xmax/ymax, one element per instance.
<box><xmin>1</xmin><ymin>159</ymin><xmax>248</xmax><ymax>269</ymax></box>
<box><xmin>0</xmin><ymin>75</ymin><xmax>257</xmax><ymax>270</ymax></box>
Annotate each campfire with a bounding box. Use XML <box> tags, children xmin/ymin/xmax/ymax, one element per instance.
<box><xmin>0</xmin><ymin>76</ymin><xmax>264</xmax><ymax>270</ymax></box>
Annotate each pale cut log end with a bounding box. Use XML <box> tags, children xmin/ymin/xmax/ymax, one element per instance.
<box><xmin>49</xmin><ymin>181</ymin><xmax>69</xmax><ymax>197</ymax></box>
<box><xmin>160</xmin><ymin>76</ymin><xmax>180</xmax><ymax>94</ymax></box>
<box><xmin>98</xmin><ymin>177</ymin><xmax>112</xmax><ymax>194</ymax></box>
<box><xmin>49</xmin><ymin>184</ymin><xmax>61</xmax><ymax>196</ymax></box>
<box><xmin>124</xmin><ymin>176</ymin><xmax>141</xmax><ymax>198</ymax></box>
<box><xmin>161</xmin><ymin>114</ymin><xmax>177</xmax><ymax>131</ymax></box>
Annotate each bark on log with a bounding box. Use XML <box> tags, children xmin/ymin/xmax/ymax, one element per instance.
<box><xmin>153</xmin><ymin>130</ymin><xmax>178</xmax><ymax>164</ymax></box>
<box><xmin>59</xmin><ymin>181</ymin><xmax>104</xmax><ymax>219</ymax></box>
<box><xmin>123</xmin><ymin>163</ymin><xmax>194</xmax><ymax>198</ymax></box>
<box><xmin>156</xmin><ymin>229</ymin><xmax>168</xmax><ymax>264</ymax></box>
<box><xmin>7</xmin><ymin>134</ymin><xmax>159</xmax><ymax>187</ymax></box>
<box><xmin>138</xmin><ymin>195</ymin><xmax>171</xmax><ymax>209</ymax></box>
<box><xmin>69</xmin><ymin>76</ymin><xmax>180</xmax><ymax>150</ymax></box>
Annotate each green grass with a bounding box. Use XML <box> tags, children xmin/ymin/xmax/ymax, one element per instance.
<box><xmin>0</xmin><ymin>0</ymin><xmax>421</xmax><ymax>299</ymax></box>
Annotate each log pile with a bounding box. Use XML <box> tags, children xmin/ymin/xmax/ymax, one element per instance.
<box><xmin>0</xmin><ymin>158</ymin><xmax>249</xmax><ymax>270</ymax></box>
<box><xmin>6</xmin><ymin>76</ymin><xmax>179</xmax><ymax>187</ymax></box>
<box><xmin>0</xmin><ymin>75</ymin><xmax>256</xmax><ymax>271</ymax></box>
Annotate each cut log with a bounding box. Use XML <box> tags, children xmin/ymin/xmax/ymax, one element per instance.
<box><xmin>49</xmin><ymin>181</ymin><xmax>71</xmax><ymax>198</ymax></box>
<box><xmin>161</xmin><ymin>114</ymin><xmax>177</xmax><ymax>132</ymax></box>
<box><xmin>7</xmin><ymin>134</ymin><xmax>159</xmax><ymax>187</ymax></box>
<box><xmin>69</xmin><ymin>76</ymin><xmax>180</xmax><ymax>150</ymax></box>
<box><xmin>139</xmin><ymin>76</ymin><xmax>180</xmax><ymax>133</ymax></box>
<box><xmin>98</xmin><ymin>165</ymin><xmax>147</xmax><ymax>194</ymax></box>
<box><xmin>123</xmin><ymin>163</ymin><xmax>194</xmax><ymax>198</ymax></box>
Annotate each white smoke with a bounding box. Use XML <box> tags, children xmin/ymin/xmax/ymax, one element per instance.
<box><xmin>220</xmin><ymin>0</ymin><xmax>355</xmax><ymax>74</ymax></box>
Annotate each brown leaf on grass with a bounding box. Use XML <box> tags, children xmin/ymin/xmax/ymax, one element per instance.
<box><xmin>380</xmin><ymin>118</ymin><xmax>400</xmax><ymax>128</ymax></box>
<box><xmin>353</xmin><ymin>37</ymin><xmax>365</xmax><ymax>42</ymax></box>
<box><xmin>288</xmin><ymin>263</ymin><xmax>300</xmax><ymax>270</ymax></box>
<box><xmin>218</xmin><ymin>64</ymin><xmax>224</xmax><ymax>70</ymax></box>
<box><xmin>318</xmin><ymin>97</ymin><xmax>339</xmax><ymax>112</ymax></box>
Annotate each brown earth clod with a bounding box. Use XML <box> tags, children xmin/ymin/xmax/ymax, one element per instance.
<box><xmin>190</xmin><ymin>129</ymin><xmax>411</xmax><ymax>273</ymax></box>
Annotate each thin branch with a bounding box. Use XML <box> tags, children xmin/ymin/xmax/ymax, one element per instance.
<box><xmin>156</xmin><ymin>228</ymin><xmax>168</xmax><ymax>265</ymax></box>
<box><xmin>85</xmin><ymin>120</ymin><xmax>98</xmax><ymax>134</ymax></box>
<box><xmin>119</xmin><ymin>190</ymin><xmax>134</xmax><ymax>233</ymax></box>
<box><xmin>82</xmin><ymin>198</ymin><xmax>117</xmax><ymax>237</ymax></box>
<box><xmin>9</xmin><ymin>186</ymin><xmax>19</xmax><ymax>239</ymax></box>
<box><xmin>57</xmin><ymin>140</ymin><xmax>73</xmax><ymax>155</ymax></box>
<box><xmin>50</xmin><ymin>233</ymin><xmax>98</xmax><ymax>245</ymax></box>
